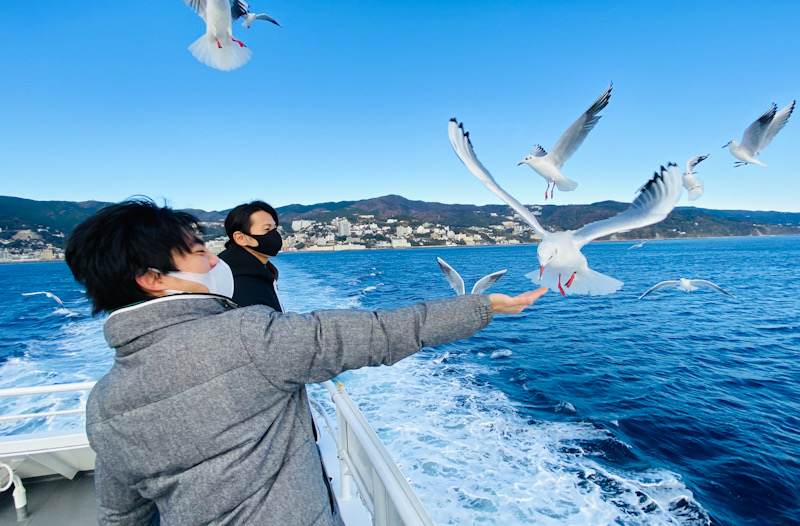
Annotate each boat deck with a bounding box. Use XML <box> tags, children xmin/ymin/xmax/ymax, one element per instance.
<box><xmin>0</xmin><ymin>471</ymin><xmax>95</xmax><ymax>526</ymax></box>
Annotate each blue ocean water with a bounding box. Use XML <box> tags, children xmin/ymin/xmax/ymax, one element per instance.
<box><xmin>2</xmin><ymin>237</ymin><xmax>799</xmax><ymax>525</ymax></box>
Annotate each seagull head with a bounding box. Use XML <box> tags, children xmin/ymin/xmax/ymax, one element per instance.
<box><xmin>517</xmin><ymin>155</ymin><xmax>533</xmax><ymax>166</ymax></box>
<box><xmin>722</xmin><ymin>141</ymin><xmax>733</xmax><ymax>149</ymax></box>
<box><xmin>536</xmin><ymin>243</ymin><xmax>556</xmax><ymax>280</ymax></box>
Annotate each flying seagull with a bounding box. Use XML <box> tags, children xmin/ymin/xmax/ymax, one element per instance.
<box><xmin>724</xmin><ymin>101</ymin><xmax>794</xmax><ymax>167</ymax></box>
<box><xmin>241</xmin><ymin>9</ymin><xmax>281</xmax><ymax>28</ymax></box>
<box><xmin>682</xmin><ymin>154</ymin><xmax>709</xmax><ymax>201</ymax></box>
<box><xmin>518</xmin><ymin>83</ymin><xmax>612</xmax><ymax>200</ymax></box>
<box><xmin>638</xmin><ymin>278</ymin><xmax>735</xmax><ymax>299</ymax></box>
<box><xmin>183</xmin><ymin>0</ymin><xmax>279</xmax><ymax>71</ymax></box>
<box><xmin>449</xmin><ymin>119</ymin><xmax>682</xmax><ymax>297</ymax></box>
<box><xmin>436</xmin><ymin>257</ymin><xmax>507</xmax><ymax>296</ymax></box>
<box><xmin>627</xmin><ymin>240</ymin><xmax>648</xmax><ymax>250</ymax></box>
<box><xmin>22</xmin><ymin>291</ymin><xmax>65</xmax><ymax>308</ymax></box>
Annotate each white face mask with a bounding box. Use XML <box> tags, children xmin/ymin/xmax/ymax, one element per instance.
<box><xmin>163</xmin><ymin>259</ymin><xmax>234</xmax><ymax>298</ymax></box>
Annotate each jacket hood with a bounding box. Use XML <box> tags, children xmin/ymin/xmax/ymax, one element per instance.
<box><xmin>104</xmin><ymin>294</ymin><xmax>238</xmax><ymax>353</ymax></box>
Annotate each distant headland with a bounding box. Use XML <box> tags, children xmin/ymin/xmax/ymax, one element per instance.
<box><xmin>2</xmin><ymin>194</ymin><xmax>799</xmax><ymax>262</ymax></box>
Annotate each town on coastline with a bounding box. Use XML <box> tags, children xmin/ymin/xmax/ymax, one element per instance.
<box><xmin>0</xmin><ymin>208</ymin><xmax>548</xmax><ymax>263</ymax></box>
<box><xmin>4</xmin><ymin>193</ymin><xmax>799</xmax><ymax>263</ymax></box>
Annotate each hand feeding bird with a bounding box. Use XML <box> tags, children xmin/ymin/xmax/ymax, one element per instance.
<box><xmin>638</xmin><ymin>278</ymin><xmax>735</xmax><ymax>299</ymax></box>
<box><xmin>183</xmin><ymin>0</ymin><xmax>280</xmax><ymax>71</ymax></box>
<box><xmin>682</xmin><ymin>154</ymin><xmax>709</xmax><ymax>201</ymax></box>
<box><xmin>723</xmin><ymin>101</ymin><xmax>794</xmax><ymax>167</ymax></box>
<box><xmin>449</xmin><ymin>119</ymin><xmax>683</xmax><ymax>297</ymax></box>
<box><xmin>517</xmin><ymin>83</ymin><xmax>612</xmax><ymax>200</ymax></box>
<box><xmin>436</xmin><ymin>257</ymin><xmax>507</xmax><ymax>296</ymax></box>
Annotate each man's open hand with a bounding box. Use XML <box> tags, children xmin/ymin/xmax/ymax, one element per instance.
<box><xmin>488</xmin><ymin>287</ymin><xmax>548</xmax><ymax>314</ymax></box>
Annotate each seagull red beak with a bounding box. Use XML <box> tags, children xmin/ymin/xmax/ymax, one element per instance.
<box><xmin>517</xmin><ymin>161</ymin><xmax>525</xmax><ymax>166</ymax></box>
<box><xmin>538</xmin><ymin>266</ymin><xmax>544</xmax><ymax>280</ymax></box>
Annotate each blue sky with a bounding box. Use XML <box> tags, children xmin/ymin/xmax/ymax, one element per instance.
<box><xmin>2</xmin><ymin>1</ymin><xmax>798</xmax><ymax>212</ymax></box>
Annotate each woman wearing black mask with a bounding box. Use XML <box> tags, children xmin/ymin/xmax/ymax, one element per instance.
<box><xmin>218</xmin><ymin>201</ymin><xmax>284</xmax><ymax>310</ymax></box>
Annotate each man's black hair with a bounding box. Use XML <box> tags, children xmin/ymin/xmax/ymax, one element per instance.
<box><xmin>65</xmin><ymin>198</ymin><xmax>204</xmax><ymax>315</ymax></box>
<box><xmin>223</xmin><ymin>201</ymin><xmax>279</xmax><ymax>248</ymax></box>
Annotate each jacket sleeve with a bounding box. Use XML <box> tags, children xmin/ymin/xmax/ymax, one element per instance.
<box><xmin>94</xmin><ymin>456</ymin><xmax>160</xmax><ymax>525</ymax></box>
<box><xmin>239</xmin><ymin>294</ymin><xmax>493</xmax><ymax>390</ymax></box>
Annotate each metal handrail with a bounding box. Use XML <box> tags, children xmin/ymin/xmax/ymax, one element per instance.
<box><xmin>0</xmin><ymin>382</ymin><xmax>96</xmax><ymax>423</ymax></box>
<box><xmin>320</xmin><ymin>380</ymin><xmax>435</xmax><ymax>526</ymax></box>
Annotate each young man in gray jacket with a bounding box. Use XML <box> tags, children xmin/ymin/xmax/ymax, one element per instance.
<box><xmin>65</xmin><ymin>199</ymin><xmax>547</xmax><ymax>526</ymax></box>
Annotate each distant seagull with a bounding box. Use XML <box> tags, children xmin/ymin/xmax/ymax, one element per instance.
<box><xmin>240</xmin><ymin>5</ymin><xmax>281</xmax><ymax>29</ymax></box>
<box><xmin>183</xmin><ymin>0</ymin><xmax>278</xmax><ymax>71</ymax></box>
<box><xmin>450</xmin><ymin>119</ymin><xmax>682</xmax><ymax>297</ymax></box>
<box><xmin>436</xmin><ymin>257</ymin><xmax>507</xmax><ymax>295</ymax></box>
<box><xmin>724</xmin><ymin>101</ymin><xmax>795</xmax><ymax>167</ymax></box>
<box><xmin>627</xmin><ymin>240</ymin><xmax>648</xmax><ymax>250</ymax></box>
<box><xmin>22</xmin><ymin>291</ymin><xmax>65</xmax><ymax>308</ymax></box>
<box><xmin>518</xmin><ymin>83</ymin><xmax>612</xmax><ymax>200</ymax></box>
<box><xmin>638</xmin><ymin>278</ymin><xmax>735</xmax><ymax>299</ymax></box>
<box><xmin>682</xmin><ymin>154</ymin><xmax>709</xmax><ymax>201</ymax></box>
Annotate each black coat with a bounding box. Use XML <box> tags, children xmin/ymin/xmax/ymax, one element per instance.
<box><xmin>218</xmin><ymin>244</ymin><xmax>283</xmax><ymax>311</ymax></box>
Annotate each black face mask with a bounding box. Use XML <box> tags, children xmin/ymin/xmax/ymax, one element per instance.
<box><xmin>247</xmin><ymin>229</ymin><xmax>283</xmax><ymax>257</ymax></box>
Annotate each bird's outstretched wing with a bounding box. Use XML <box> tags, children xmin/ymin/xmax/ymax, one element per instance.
<box><xmin>184</xmin><ymin>0</ymin><xmax>207</xmax><ymax>20</ymax></box>
<box><xmin>437</xmin><ymin>257</ymin><xmax>466</xmax><ymax>296</ymax></box>
<box><xmin>253</xmin><ymin>13</ymin><xmax>281</xmax><ymax>26</ymax></box>
<box><xmin>685</xmin><ymin>154</ymin><xmax>709</xmax><ymax>174</ymax></box>
<box><xmin>231</xmin><ymin>0</ymin><xmax>249</xmax><ymax>20</ymax></box>
<box><xmin>757</xmin><ymin>101</ymin><xmax>795</xmax><ymax>154</ymax></box>
<box><xmin>449</xmin><ymin>119</ymin><xmax>547</xmax><ymax>238</ymax></box>
<box><xmin>689</xmin><ymin>279</ymin><xmax>735</xmax><ymax>297</ymax></box>
<box><xmin>547</xmin><ymin>83</ymin><xmax>612</xmax><ymax>169</ymax></box>
<box><xmin>573</xmin><ymin>163</ymin><xmax>683</xmax><ymax>247</ymax></box>
<box><xmin>741</xmin><ymin>104</ymin><xmax>777</xmax><ymax>154</ymax></box>
<box><xmin>471</xmin><ymin>269</ymin><xmax>508</xmax><ymax>295</ymax></box>
<box><xmin>638</xmin><ymin>281</ymin><xmax>679</xmax><ymax>299</ymax></box>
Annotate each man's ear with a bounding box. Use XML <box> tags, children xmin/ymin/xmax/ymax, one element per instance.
<box><xmin>135</xmin><ymin>270</ymin><xmax>168</xmax><ymax>294</ymax></box>
<box><xmin>232</xmin><ymin>231</ymin><xmax>254</xmax><ymax>247</ymax></box>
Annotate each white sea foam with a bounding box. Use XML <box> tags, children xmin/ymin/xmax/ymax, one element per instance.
<box><xmin>283</xmin><ymin>258</ymin><xmax>709</xmax><ymax>525</ymax></box>
<box><xmin>490</xmin><ymin>349</ymin><xmax>513</xmax><ymax>359</ymax></box>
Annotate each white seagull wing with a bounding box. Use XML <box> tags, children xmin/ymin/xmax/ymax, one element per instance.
<box><xmin>574</xmin><ymin>163</ymin><xmax>683</xmax><ymax>247</ymax></box>
<box><xmin>757</xmin><ymin>100</ymin><xmax>795</xmax><ymax>154</ymax></box>
<box><xmin>685</xmin><ymin>154</ymin><xmax>709</xmax><ymax>174</ymax></box>
<box><xmin>471</xmin><ymin>269</ymin><xmax>508</xmax><ymax>295</ymax></box>
<box><xmin>437</xmin><ymin>257</ymin><xmax>465</xmax><ymax>296</ymax></box>
<box><xmin>638</xmin><ymin>281</ymin><xmax>679</xmax><ymax>299</ymax></box>
<box><xmin>449</xmin><ymin>119</ymin><xmax>547</xmax><ymax>238</ymax></box>
<box><xmin>741</xmin><ymin>104</ymin><xmax>777</xmax><ymax>155</ymax></box>
<box><xmin>184</xmin><ymin>0</ymin><xmax>208</xmax><ymax>20</ymax></box>
<box><xmin>254</xmin><ymin>13</ymin><xmax>281</xmax><ymax>26</ymax></box>
<box><xmin>547</xmin><ymin>83</ymin><xmax>612</xmax><ymax>168</ymax></box>
<box><xmin>231</xmin><ymin>0</ymin><xmax>249</xmax><ymax>20</ymax></box>
<box><xmin>689</xmin><ymin>280</ymin><xmax>735</xmax><ymax>297</ymax></box>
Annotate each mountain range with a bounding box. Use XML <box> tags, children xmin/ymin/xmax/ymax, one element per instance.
<box><xmin>2</xmin><ymin>194</ymin><xmax>799</xmax><ymax>243</ymax></box>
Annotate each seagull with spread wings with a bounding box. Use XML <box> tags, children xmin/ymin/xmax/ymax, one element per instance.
<box><xmin>436</xmin><ymin>257</ymin><xmax>507</xmax><ymax>296</ymax></box>
<box><xmin>183</xmin><ymin>0</ymin><xmax>279</xmax><ymax>71</ymax></box>
<box><xmin>449</xmin><ymin>119</ymin><xmax>682</xmax><ymax>297</ymax></box>
<box><xmin>682</xmin><ymin>154</ymin><xmax>709</xmax><ymax>201</ymax></box>
<box><xmin>517</xmin><ymin>83</ymin><xmax>612</xmax><ymax>200</ymax></box>
<box><xmin>22</xmin><ymin>291</ymin><xmax>65</xmax><ymax>308</ymax></box>
<box><xmin>724</xmin><ymin>101</ymin><xmax>794</xmax><ymax>167</ymax></box>
<box><xmin>638</xmin><ymin>278</ymin><xmax>735</xmax><ymax>299</ymax></box>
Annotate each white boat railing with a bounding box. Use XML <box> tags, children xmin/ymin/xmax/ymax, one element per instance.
<box><xmin>0</xmin><ymin>382</ymin><xmax>97</xmax><ymax>520</ymax></box>
<box><xmin>311</xmin><ymin>381</ymin><xmax>435</xmax><ymax>526</ymax></box>
<box><xmin>0</xmin><ymin>381</ymin><xmax>435</xmax><ymax>526</ymax></box>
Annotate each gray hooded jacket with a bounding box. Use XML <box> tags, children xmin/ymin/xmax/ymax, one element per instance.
<box><xmin>87</xmin><ymin>293</ymin><xmax>493</xmax><ymax>525</ymax></box>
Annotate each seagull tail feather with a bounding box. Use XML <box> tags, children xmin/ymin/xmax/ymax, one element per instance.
<box><xmin>188</xmin><ymin>34</ymin><xmax>252</xmax><ymax>71</ymax></box>
<box><xmin>687</xmin><ymin>177</ymin><xmax>704</xmax><ymax>201</ymax></box>
<box><xmin>554</xmin><ymin>177</ymin><xmax>578</xmax><ymax>192</ymax></box>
